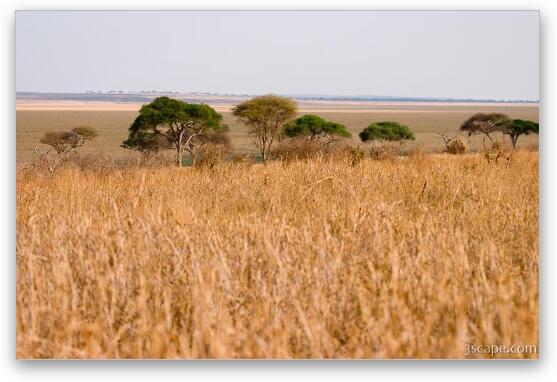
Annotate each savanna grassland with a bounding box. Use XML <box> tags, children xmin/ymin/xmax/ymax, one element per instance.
<box><xmin>16</xmin><ymin>103</ymin><xmax>539</xmax><ymax>163</ymax></box>
<box><xmin>16</xmin><ymin>151</ymin><xmax>539</xmax><ymax>358</ymax></box>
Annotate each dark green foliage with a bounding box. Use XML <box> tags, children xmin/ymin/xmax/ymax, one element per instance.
<box><xmin>503</xmin><ymin>119</ymin><xmax>539</xmax><ymax>148</ymax></box>
<box><xmin>121</xmin><ymin>131</ymin><xmax>172</xmax><ymax>156</ymax></box>
<box><xmin>359</xmin><ymin>121</ymin><xmax>415</xmax><ymax>142</ymax></box>
<box><xmin>283</xmin><ymin>114</ymin><xmax>351</xmax><ymax>142</ymax></box>
<box><xmin>508</xmin><ymin>119</ymin><xmax>539</xmax><ymax>134</ymax></box>
<box><xmin>136</xmin><ymin>97</ymin><xmax>223</xmax><ymax>134</ymax></box>
<box><xmin>122</xmin><ymin>97</ymin><xmax>226</xmax><ymax>166</ymax></box>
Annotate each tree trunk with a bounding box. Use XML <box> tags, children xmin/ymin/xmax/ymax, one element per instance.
<box><xmin>259</xmin><ymin>139</ymin><xmax>267</xmax><ymax>163</ymax></box>
<box><xmin>191</xmin><ymin>149</ymin><xmax>198</xmax><ymax>166</ymax></box>
<box><xmin>176</xmin><ymin>129</ymin><xmax>186</xmax><ymax>167</ymax></box>
<box><xmin>261</xmin><ymin>146</ymin><xmax>267</xmax><ymax>163</ymax></box>
<box><xmin>512</xmin><ymin>135</ymin><xmax>518</xmax><ymax>149</ymax></box>
<box><xmin>176</xmin><ymin>144</ymin><xmax>182</xmax><ymax>167</ymax></box>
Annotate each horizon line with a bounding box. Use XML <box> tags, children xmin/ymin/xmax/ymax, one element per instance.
<box><xmin>15</xmin><ymin>91</ymin><xmax>540</xmax><ymax>103</ymax></box>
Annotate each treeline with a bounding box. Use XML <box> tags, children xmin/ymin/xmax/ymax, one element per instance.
<box><xmin>117</xmin><ymin>95</ymin><xmax>417</xmax><ymax>166</ymax></box>
<box><xmin>34</xmin><ymin>95</ymin><xmax>539</xmax><ymax>171</ymax></box>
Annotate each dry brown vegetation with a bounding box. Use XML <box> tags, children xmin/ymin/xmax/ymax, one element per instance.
<box><xmin>16</xmin><ymin>151</ymin><xmax>538</xmax><ymax>359</ymax></box>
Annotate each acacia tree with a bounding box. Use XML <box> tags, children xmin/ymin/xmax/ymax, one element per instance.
<box><xmin>460</xmin><ymin>113</ymin><xmax>511</xmax><ymax>146</ymax></box>
<box><xmin>121</xmin><ymin>115</ymin><xmax>172</xmax><ymax>159</ymax></box>
<box><xmin>36</xmin><ymin>126</ymin><xmax>98</xmax><ymax>173</ymax></box>
<box><xmin>503</xmin><ymin>119</ymin><xmax>539</xmax><ymax>149</ymax></box>
<box><xmin>232</xmin><ymin>95</ymin><xmax>297</xmax><ymax>162</ymax></box>
<box><xmin>282</xmin><ymin>114</ymin><xmax>351</xmax><ymax>144</ymax></box>
<box><xmin>359</xmin><ymin>121</ymin><xmax>415</xmax><ymax>142</ymax></box>
<box><xmin>123</xmin><ymin>97</ymin><xmax>225</xmax><ymax>166</ymax></box>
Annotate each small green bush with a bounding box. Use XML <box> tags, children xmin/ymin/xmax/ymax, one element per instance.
<box><xmin>283</xmin><ymin>115</ymin><xmax>351</xmax><ymax>142</ymax></box>
<box><xmin>359</xmin><ymin>122</ymin><xmax>415</xmax><ymax>142</ymax></box>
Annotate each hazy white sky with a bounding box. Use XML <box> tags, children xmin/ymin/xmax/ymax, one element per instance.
<box><xmin>16</xmin><ymin>10</ymin><xmax>539</xmax><ymax>100</ymax></box>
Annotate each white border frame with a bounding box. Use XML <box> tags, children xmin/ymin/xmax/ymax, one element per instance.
<box><xmin>3</xmin><ymin>2</ymin><xmax>553</xmax><ymax>381</ymax></box>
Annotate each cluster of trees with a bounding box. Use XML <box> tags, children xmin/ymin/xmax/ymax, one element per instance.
<box><xmin>35</xmin><ymin>95</ymin><xmax>538</xmax><ymax>170</ymax></box>
<box><xmin>460</xmin><ymin>113</ymin><xmax>539</xmax><ymax>149</ymax></box>
<box><xmin>116</xmin><ymin>95</ymin><xmax>417</xmax><ymax>165</ymax></box>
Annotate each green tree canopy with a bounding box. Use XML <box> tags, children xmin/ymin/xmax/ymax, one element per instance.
<box><xmin>359</xmin><ymin>122</ymin><xmax>415</xmax><ymax>142</ymax></box>
<box><xmin>503</xmin><ymin>119</ymin><xmax>539</xmax><ymax>148</ymax></box>
<box><xmin>232</xmin><ymin>95</ymin><xmax>297</xmax><ymax>161</ymax></box>
<box><xmin>123</xmin><ymin>97</ymin><xmax>225</xmax><ymax>166</ymax></box>
<box><xmin>283</xmin><ymin>114</ymin><xmax>351</xmax><ymax>143</ymax></box>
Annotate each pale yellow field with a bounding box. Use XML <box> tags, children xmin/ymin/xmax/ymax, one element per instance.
<box><xmin>16</xmin><ymin>152</ymin><xmax>539</xmax><ymax>359</ymax></box>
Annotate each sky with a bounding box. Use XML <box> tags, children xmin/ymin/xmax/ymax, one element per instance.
<box><xmin>16</xmin><ymin>11</ymin><xmax>539</xmax><ymax>100</ymax></box>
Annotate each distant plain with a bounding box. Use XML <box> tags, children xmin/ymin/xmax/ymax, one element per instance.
<box><xmin>16</xmin><ymin>100</ymin><xmax>539</xmax><ymax>163</ymax></box>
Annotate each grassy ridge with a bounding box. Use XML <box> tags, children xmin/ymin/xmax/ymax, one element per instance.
<box><xmin>16</xmin><ymin>152</ymin><xmax>538</xmax><ymax>358</ymax></box>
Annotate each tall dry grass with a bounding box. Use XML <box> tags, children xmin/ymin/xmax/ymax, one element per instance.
<box><xmin>16</xmin><ymin>152</ymin><xmax>539</xmax><ymax>359</ymax></box>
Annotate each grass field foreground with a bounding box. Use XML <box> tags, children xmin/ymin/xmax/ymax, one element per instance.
<box><xmin>16</xmin><ymin>152</ymin><xmax>539</xmax><ymax>358</ymax></box>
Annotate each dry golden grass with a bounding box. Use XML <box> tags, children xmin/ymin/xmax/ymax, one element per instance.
<box><xmin>16</xmin><ymin>152</ymin><xmax>538</xmax><ymax>359</ymax></box>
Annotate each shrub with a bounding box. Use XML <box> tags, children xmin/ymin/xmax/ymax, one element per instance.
<box><xmin>445</xmin><ymin>138</ymin><xmax>466</xmax><ymax>155</ymax></box>
<box><xmin>346</xmin><ymin>146</ymin><xmax>366</xmax><ymax>167</ymax></box>
<box><xmin>366</xmin><ymin>140</ymin><xmax>400</xmax><ymax>160</ymax></box>
<box><xmin>232</xmin><ymin>153</ymin><xmax>256</xmax><ymax>165</ymax></box>
<box><xmin>483</xmin><ymin>141</ymin><xmax>513</xmax><ymax>165</ymax></box>
<box><xmin>196</xmin><ymin>143</ymin><xmax>231</xmax><ymax>169</ymax></box>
